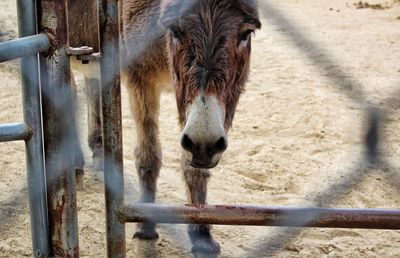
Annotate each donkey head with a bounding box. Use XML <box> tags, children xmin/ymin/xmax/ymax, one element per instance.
<box><xmin>160</xmin><ymin>0</ymin><xmax>261</xmax><ymax>168</ymax></box>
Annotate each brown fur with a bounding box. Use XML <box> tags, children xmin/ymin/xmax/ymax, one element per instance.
<box><xmin>68</xmin><ymin>0</ymin><xmax>260</xmax><ymax>254</ymax></box>
<box><xmin>163</xmin><ymin>0</ymin><xmax>260</xmax><ymax>127</ymax></box>
<box><xmin>68</xmin><ymin>0</ymin><xmax>99</xmax><ymax>51</ymax></box>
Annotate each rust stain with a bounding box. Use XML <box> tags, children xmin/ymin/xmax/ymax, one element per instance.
<box><xmin>24</xmin><ymin>123</ymin><xmax>34</xmax><ymax>141</ymax></box>
<box><xmin>47</xmin><ymin>175</ymin><xmax>67</xmax><ymax>256</ymax></box>
<box><xmin>37</xmin><ymin>0</ymin><xmax>69</xmax><ymax>57</ymax></box>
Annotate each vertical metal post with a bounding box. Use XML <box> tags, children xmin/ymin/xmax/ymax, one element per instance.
<box><xmin>37</xmin><ymin>0</ymin><xmax>79</xmax><ymax>257</ymax></box>
<box><xmin>16</xmin><ymin>0</ymin><xmax>50</xmax><ymax>257</ymax></box>
<box><xmin>99</xmin><ymin>0</ymin><xmax>126</xmax><ymax>257</ymax></box>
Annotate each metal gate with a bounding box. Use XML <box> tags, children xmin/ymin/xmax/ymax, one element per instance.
<box><xmin>1</xmin><ymin>0</ymin><xmax>400</xmax><ymax>257</ymax></box>
<box><xmin>0</xmin><ymin>0</ymin><xmax>121</xmax><ymax>256</ymax></box>
<box><xmin>0</xmin><ymin>0</ymin><xmax>79</xmax><ymax>256</ymax></box>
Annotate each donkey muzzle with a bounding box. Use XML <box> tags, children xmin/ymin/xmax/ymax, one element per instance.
<box><xmin>180</xmin><ymin>95</ymin><xmax>227</xmax><ymax>169</ymax></box>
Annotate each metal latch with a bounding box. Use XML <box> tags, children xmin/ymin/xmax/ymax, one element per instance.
<box><xmin>66</xmin><ymin>46</ymin><xmax>93</xmax><ymax>55</ymax></box>
<box><xmin>66</xmin><ymin>46</ymin><xmax>101</xmax><ymax>64</ymax></box>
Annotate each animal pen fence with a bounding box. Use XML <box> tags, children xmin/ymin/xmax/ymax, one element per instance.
<box><xmin>0</xmin><ymin>0</ymin><xmax>399</xmax><ymax>257</ymax></box>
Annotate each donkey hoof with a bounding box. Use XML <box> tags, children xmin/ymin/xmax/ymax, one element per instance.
<box><xmin>191</xmin><ymin>237</ymin><xmax>220</xmax><ymax>254</ymax></box>
<box><xmin>189</xmin><ymin>225</ymin><xmax>220</xmax><ymax>254</ymax></box>
<box><xmin>134</xmin><ymin>223</ymin><xmax>159</xmax><ymax>240</ymax></box>
<box><xmin>133</xmin><ymin>231</ymin><xmax>159</xmax><ymax>240</ymax></box>
<box><xmin>190</xmin><ymin>230</ymin><xmax>220</xmax><ymax>254</ymax></box>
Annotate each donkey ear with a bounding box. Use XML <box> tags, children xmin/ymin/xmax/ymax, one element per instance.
<box><xmin>236</xmin><ymin>0</ymin><xmax>262</xmax><ymax>29</ymax></box>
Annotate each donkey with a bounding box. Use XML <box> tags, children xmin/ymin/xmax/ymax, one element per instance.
<box><xmin>69</xmin><ymin>0</ymin><xmax>260</xmax><ymax>254</ymax></box>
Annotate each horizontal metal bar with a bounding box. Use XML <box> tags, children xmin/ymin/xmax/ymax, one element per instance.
<box><xmin>0</xmin><ymin>34</ymin><xmax>51</xmax><ymax>62</ymax></box>
<box><xmin>119</xmin><ymin>204</ymin><xmax>400</xmax><ymax>230</ymax></box>
<box><xmin>0</xmin><ymin>122</ymin><xmax>33</xmax><ymax>142</ymax></box>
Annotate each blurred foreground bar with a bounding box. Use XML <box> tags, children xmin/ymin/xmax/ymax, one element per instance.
<box><xmin>0</xmin><ymin>34</ymin><xmax>50</xmax><ymax>62</ymax></box>
<box><xmin>0</xmin><ymin>122</ymin><xmax>32</xmax><ymax>142</ymax></box>
<box><xmin>120</xmin><ymin>204</ymin><xmax>400</xmax><ymax>230</ymax></box>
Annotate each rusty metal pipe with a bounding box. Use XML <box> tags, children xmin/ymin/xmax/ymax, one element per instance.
<box><xmin>0</xmin><ymin>122</ymin><xmax>32</xmax><ymax>142</ymax></box>
<box><xmin>120</xmin><ymin>204</ymin><xmax>400</xmax><ymax>230</ymax></box>
<box><xmin>99</xmin><ymin>0</ymin><xmax>126</xmax><ymax>257</ymax></box>
<box><xmin>17</xmin><ymin>0</ymin><xmax>51</xmax><ymax>257</ymax></box>
<box><xmin>0</xmin><ymin>34</ymin><xmax>50</xmax><ymax>63</ymax></box>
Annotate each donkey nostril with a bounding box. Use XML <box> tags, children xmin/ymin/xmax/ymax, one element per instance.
<box><xmin>214</xmin><ymin>137</ymin><xmax>228</xmax><ymax>154</ymax></box>
<box><xmin>181</xmin><ymin>134</ymin><xmax>194</xmax><ymax>152</ymax></box>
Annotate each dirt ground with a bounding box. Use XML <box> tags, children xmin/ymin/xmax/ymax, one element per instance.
<box><xmin>1</xmin><ymin>0</ymin><xmax>400</xmax><ymax>257</ymax></box>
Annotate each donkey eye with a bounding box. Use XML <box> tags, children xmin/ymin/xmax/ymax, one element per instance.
<box><xmin>239</xmin><ymin>29</ymin><xmax>254</xmax><ymax>42</ymax></box>
<box><xmin>170</xmin><ymin>25</ymin><xmax>184</xmax><ymax>41</ymax></box>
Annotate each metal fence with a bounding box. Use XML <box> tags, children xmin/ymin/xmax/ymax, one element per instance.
<box><xmin>1</xmin><ymin>0</ymin><xmax>79</xmax><ymax>256</ymax></box>
<box><xmin>2</xmin><ymin>0</ymin><xmax>52</xmax><ymax>257</ymax></box>
<box><xmin>0</xmin><ymin>0</ymin><xmax>122</xmax><ymax>256</ymax></box>
<box><xmin>107</xmin><ymin>2</ymin><xmax>400</xmax><ymax>257</ymax></box>
<box><xmin>0</xmin><ymin>0</ymin><xmax>399</xmax><ymax>257</ymax></box>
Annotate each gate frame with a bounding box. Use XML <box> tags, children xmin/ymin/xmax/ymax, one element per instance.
<box><xmin>1</xmin><ymin>0</ymin><xmax>400</xmax><ymax>257</ymax></box>
<box><xmin>99</xmin><ymin>2</ymin><xmax>400</xmax><ymax>257</ymax></box>
<box><xmin>0</xmin><ymin>0</ymin><xmax>79</xmax><ymax>257</ymax></box>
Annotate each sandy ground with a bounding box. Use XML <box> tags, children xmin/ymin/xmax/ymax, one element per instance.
<box><xmin>1</xmin><ymin>0</ymin><xmax>400</xmax><ymax>257</ymax></box>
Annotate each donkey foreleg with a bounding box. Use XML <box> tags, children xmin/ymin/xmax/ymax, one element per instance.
<box><xmin>183</xmin><ymin>158</ymin><xmax>221</xmax><ymax>254</ymax></box>
<box><xmin>128</xmin><ymin>80</ymin><xmax>162</xmax><ymax>240</ymax></box>
<box><xmin>84</xmin><ymin>77</ymin><xmax>103</xmax><ymax>171</ymax></box>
